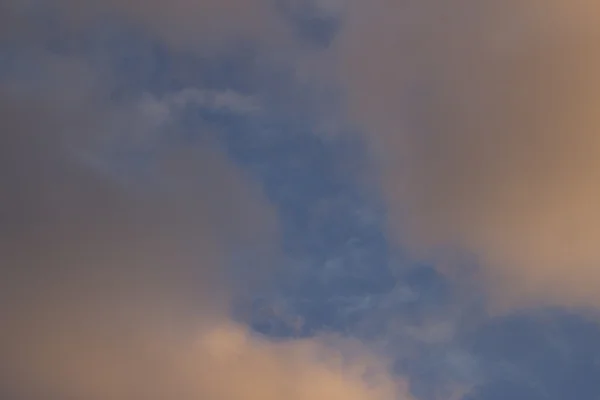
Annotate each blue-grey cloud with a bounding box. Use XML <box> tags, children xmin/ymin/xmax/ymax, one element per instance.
<box><xmin>463</xmin><ymin>310</ymin><xmax>600</xmax><ymax>400</ymax></box>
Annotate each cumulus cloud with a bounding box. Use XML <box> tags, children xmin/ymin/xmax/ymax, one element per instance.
<box><xmin>334</xmin><ymin>0</ymin><xmax>600</xmax><ymax>308</ymax></box>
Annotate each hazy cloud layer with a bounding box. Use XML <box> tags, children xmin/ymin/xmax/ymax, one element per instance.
<box><xmin>0</xmin><ymin>25</ymin><xmax>403</xmax><ymax>400</ymax></box>
<box><xmin>334</xmin><ymin>0</ymin><xmax>600</xmax><ymax>309</ymax></box>
<box><xmin>6</xmin><ymin>316</ymin><xmax>404</xmax><ymax>400</ymax></box>
<box><xmin>2</xmin><ymin>0</ymin><xmax>295</xmax><ymax>51</ymax></box>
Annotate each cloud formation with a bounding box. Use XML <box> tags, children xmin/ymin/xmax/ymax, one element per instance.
<box><xmin>335</xmin><ymin>0</ymin><xmax>600</xmax><ymax>308</ymax></box>
<box><xmin>5</xmin><ymin>317</ymin><xmax>403</xmax><ymax>400</ymax></box>
<box><xmin>0</xmin><ymin>30</ymin><xmax>403</xmax><ymax>400</ymax></box>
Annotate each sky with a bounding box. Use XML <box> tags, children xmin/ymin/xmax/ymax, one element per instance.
<box><xmin>2</xmin><ymin>1</ymin><xmax>600</xmax><ymax>400</ymax></box>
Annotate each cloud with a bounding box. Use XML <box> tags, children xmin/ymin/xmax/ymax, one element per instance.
<box><xmin>5</xmin><ymin>318</ymin><xmax>405</xmax><ymax>400</ymax></box>
<box><xmin>13</xmin><ymin>0</ymin><xmax>292</xmax><ymax>51</ymax></box>
<box><xmin>139</xmin><ymin>88</ymin><xmax>262</xmax><ymax>121</ymax></box>
<box><xmin>0</xmin><ymin>43</ymin><xmax>405</xmax><ymax>400</ymax></box>
<box><xmin>334</xmin><ymin>0</ymin><xmax>600</xmax><ymax>309</ymax></box>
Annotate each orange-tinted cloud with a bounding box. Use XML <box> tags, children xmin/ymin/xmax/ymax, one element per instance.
<box><xmin>334</xmin><ymin>0</ymin><xmax>600</xmax><ymax>309</ymax></box>
<box><xmin>6</xmin><ymin>317</ymin><xmax>405</xmax><ymax>400</ymax></box>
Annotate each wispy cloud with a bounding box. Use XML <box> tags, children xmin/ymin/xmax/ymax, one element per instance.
<box><xmin>140</xmin><ymin>88</ymin><xmax>262</xmax><ymax>120</ymax></box>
